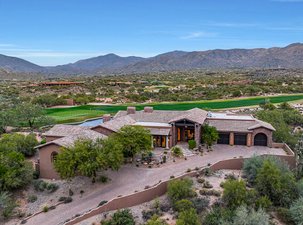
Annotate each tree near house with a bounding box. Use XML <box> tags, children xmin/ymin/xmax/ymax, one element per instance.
<box><xmin>54</xmin><ymin>137</ymin><xmax>124</xmax><ymax>182</ymax></box>
<box><xmin>15</xmin><ymin>103</ymin><xmax>55</xmax><ymax>130</ymax></box>
<box><xmin>115</xmin><ymin>125</ymin><xmax>152</xmax><ymax>158</ymax></box>
<box><xmin>0</xmin><ymin>109</ymin><xmax>15</xmax><ymax>134</ymax></box>
<box><xmin>201</xmin><ymin>124</ymin><xmax>219</xmax><ymax>149</ymax></box>
<box><xmin>295</xmin><ymin>135</ymin><xmax>303</xmax><ymax>178</ymax></box>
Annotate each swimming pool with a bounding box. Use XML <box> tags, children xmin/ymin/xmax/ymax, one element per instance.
<box><xmin>78</xmin><ymin>118</ymin><xmax>103</xmax><ymax>127</ymax></box>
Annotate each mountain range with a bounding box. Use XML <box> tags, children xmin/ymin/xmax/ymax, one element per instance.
<box><xmin>1</xmin><ymin>43</ymin><xmax>303</xmax><ymax>76</ymax></box>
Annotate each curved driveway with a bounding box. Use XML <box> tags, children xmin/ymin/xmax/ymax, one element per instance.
<box><xmin>24</xmin><ymin>145</ymin><xmax>286</xmax><ymax>225</ymax></box>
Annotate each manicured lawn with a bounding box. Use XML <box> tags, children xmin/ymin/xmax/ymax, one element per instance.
<box><xmin>46</xmin><ymin>94</ymin><xmax>303</xmax><ymax>123</ymax></box>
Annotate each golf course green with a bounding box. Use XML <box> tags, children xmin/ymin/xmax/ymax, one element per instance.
<box><xmin>46</xmin><ymin>94</ymin><xmax>303</xmax><ymax>123</ymax></box>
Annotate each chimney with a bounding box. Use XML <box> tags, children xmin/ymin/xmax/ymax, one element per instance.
<box><xmin>144</xmin><ymin>106</ymin><xmax>153</xmax><ymax>113</ymax></box>
<box><xmin>127</xmin><ymin>106</ymin><xmax>136</xmax><ymax>114</ymax></box>
<box><xmin>102</xmin><ymin>114</ymin><xmax>111</xmax><ymax>122</ymax></box>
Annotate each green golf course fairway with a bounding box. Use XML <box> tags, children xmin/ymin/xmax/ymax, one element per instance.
<box><xmin>46</xmin><ymin>94</ymin><xmax>303</xmax><ymax>123</ymax></box>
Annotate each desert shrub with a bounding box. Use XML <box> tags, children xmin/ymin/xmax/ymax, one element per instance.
<box><xmin>142</xmin><ymin>209</ymin><xmax>156</xmax><ymax>221</ymax></box>
<box><xmin>167</xmin><ymin>178</ymin><xmax>194</xmax><ymax>203</ymax></box>
<box><xmin>171</xmin><ymin>146</ymin><xmax>183</xmax><ymax>157</ymax></box>
<box><xmin>188</xmin><ymin>140</ymin><xmax>196</xmax><ymax>150</ymax></box>
<box><xmin>255</xmin><ymin>196</ymin><xmax>272</xmax><ymax>210</ymax></box>
<box><xmin>222</xmin><ymin>179</ymin><xmax>248</xmax><ymax>209</ymax></box>
<box><xmin>289</xmin><ymin>197</ymin><xmax>303</xmax><ymax>225</ymax></box>
<box><xmin>98</xmin><ymin>175</ymin><xmax>110</xmax><ymax>183</ymax></box>
<box><xmin>102</xmin><ymin>209</ymin><xmax>135</xmax><ymax>225</ymax></box>
<box><xmin>243</xmin><ymin>155</ymin><xmax>290</xmax><ymax>185</ymax></box>
<box><xmin>203</xmin><ymin>181</ymin><xmax>213</xmax><ymax>189</ymax></box>
<box><xmin>42</xmin><ymin>205</ymin><xmax>49</xmax><ymax>212</ymax></box>
<box><xmin>255</xmin><ymin>159</ymin><xmax>298</xmax><ymax>206</ymax></box>
<box><xmin>64</xmin><ymin>197</ymin><xmax>73</xmax><ymax>204</ymax></box>
<box><xmin>297</xmin><ymin>179</ymin><xmax>303</xmax><ymax>197</ymax></box>
<box><xmin>68</xmin><ymin>188</ymin><xmax>74</xmax><ymax>196</ymax></box>
<box><xmin>276</xmin><ymin>207</ymin><xmax>294</xmax><ymax>225</ymax></box>
<box><xmin>33</xmin><ymin>170</ymin><xmax>40</xmax><ymax>179</ymax></box>
<box><xmin>174</xmin><ymin>199</ymin><xmax>194</xmax><ymax>212</ymax></box>
<box><xmin>27</xmin><ymin>195</ymin><xmax>37</xmax><ymax>203</ymax></box>
<box><xmin>199</xmin><ymin>189</ymin><xmax>221</xmax><ymax>197</ymax></box>
<box><xmin>191</xmin><ymin>197</ymin><xmax>210</xmax><ymax>213</ymax></box>
<box><xmin>225</xmin><ymin>173</ymin><xmax>237</xmax><ymax>180</ymax></box>
<box><xmin>145</xmin><ymin>215</ymin><xmax>168</xmax><ymax>225</ymax></box>
<box><xmin>0</xmin><ymin>192</ymin><xmax>17</xmax><ymax>219</ymax></box>
<box><xmin>200</xmin><ymin>168</ymin><xmax>213</xmax><ymax>177</ymax></box>
<box><xmin>203</xmin><ymin>207</ymin><xmax>234</xmax><ymax>225</ymax></box>
<box><xmin>45</xmin><ymin>183</ymin><xmax>59</xmax><ymax>193</ymax></box>
<box><xmin>58</xmin><ymin>196</ymin><xmax>67</xmax><ymax>202</ymax></box>
<box><xmin>197</xmin><ymin>178</ymin><xmax>205</xmax><ymax>183</ymax></box>
<box><xmin>176</xmin><ymin>208</ymin><xmax>201</xmax><ymax>225</ymax></box>
<box><xmin>228</xmin><ymin>205</ymin><xmax>270</xmax><ymax>225</ymax></box>
<box><xmin>98</xmin><ymin>200</ymin><xmax>108</xmax><ymax>207</ymax></box>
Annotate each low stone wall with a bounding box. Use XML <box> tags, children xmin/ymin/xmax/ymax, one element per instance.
<box><xmin>62</xmin><ymin>143</ymin><xmax>295</xmax><ymax>225</ymax></box>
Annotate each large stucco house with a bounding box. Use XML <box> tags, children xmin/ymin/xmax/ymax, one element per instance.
<box><xmin>37</xmin><ymin>107</ymin><xmax>275</xmax><ymax>179</ymax></box>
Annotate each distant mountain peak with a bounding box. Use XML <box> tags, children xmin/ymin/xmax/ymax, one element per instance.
<box><xmin>1</xmin><ymin>43</ymin><xmax>303</xmax><ymax>76</ymax></box>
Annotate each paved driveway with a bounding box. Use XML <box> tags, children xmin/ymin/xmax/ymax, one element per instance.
<box><xmin>25</xmin><ymin>145</ymin><xmax>286</xmax><ymax>225</ymax></box>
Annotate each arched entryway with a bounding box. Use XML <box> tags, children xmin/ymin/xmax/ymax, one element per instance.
<box><xmin>254</xmin><ymin>133</ymin><xmax>268</xmax><ymax>146</ymax></box>
<box><xmin>50</xmin><ymin>151</ymin><xmax>58</xmax><ymax>163</ymax></box>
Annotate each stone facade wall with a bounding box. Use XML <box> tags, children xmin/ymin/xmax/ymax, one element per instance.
<box><xmin>252</xmin><ymin>128</ymin><xmax>273</xmax><ymax>147</ymax></box>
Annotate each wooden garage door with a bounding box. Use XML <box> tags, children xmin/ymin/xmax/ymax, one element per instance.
<box><xmin>234</xmin><ymin>134</ymin><xmax>247</xmax><ymax>146</ymax></box>
<box><xmin>217</xmin><ymin>133</ymin><xmax>230</xmax><ymax>144</ymax></box>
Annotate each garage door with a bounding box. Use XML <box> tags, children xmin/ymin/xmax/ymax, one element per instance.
<box><xmin>234</xmin><ymin>134</ymin><xmax>247</xmax><ymax>145</ymax></box>
<box><xmin>217</xmin><ymin>133</ymin><xmax>230</xmax><ymax>144</ymax></box>
<box><xmin>254</xmin><ymin>133</ymin><xmax>267</xmax><ymax>146</ymax></box>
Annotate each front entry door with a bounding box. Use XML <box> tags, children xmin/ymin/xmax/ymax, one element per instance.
<box><xmin>153</xmin><ymin>136</ymin><xmax>166</xmax><ymax>148</ymax></box>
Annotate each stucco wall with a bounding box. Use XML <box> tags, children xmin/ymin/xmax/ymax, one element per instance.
<box><xmin>39</xmin><ymin>143</ymin><xmax>61</xmax><ymax>179</ymax></box>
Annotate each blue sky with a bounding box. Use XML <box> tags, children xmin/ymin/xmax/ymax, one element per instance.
<box><xmin>0</xmin><ymin>0</ymin><xmax>303</xmax><ymax>66</ymax></box>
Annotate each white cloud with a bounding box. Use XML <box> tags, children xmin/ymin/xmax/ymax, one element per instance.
<box><xmin>180</xmin><ymin>31</ymin><xmax>217</xmax><ymax>40</ymax></box>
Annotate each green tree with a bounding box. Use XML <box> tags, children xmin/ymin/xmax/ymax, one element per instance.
<box><xmin>222</xmin><ymin>179</ymin><xmax>248</xmax><ymax>209</ymax></box>
<box><xmin>174</xmin><ymin>199</ymin><xmax>194</xmax><ymax>212</ymax></box>
<box><xmin>167</xmin><ymin>178</ymin><xmax>194</xmax><ymax>203</ymax></box>
<box><xmin>255</xmin><ymin>159</ymin><xmax>298</xmax><ymax>206</ymax></box>
<box><xmin>116</xmin><ymin>125</ymin><xmax>152</xmax><ymax>158</ymax></box>
<box><xmin>0</xmin><ymin>109</ymin><xmax>15</xmax><ymax>134</ymax></box>
<box><xmin>54</xmin><ymin>137</ymin><xmax>124</xmax><ymax>181</ymax></box>
<box><xmin>0</xmin><ymin>133</ymin><xmax>38</xmax><ymax>157</ymax></box>
<box><xmin>15</xmin><ymin>103</ymin><xmax>55</xmax><ymax>129</ymax></box>
<box><xmin>201</xmin><ymin>124</ymin><xmax>219</xmax><ymax>149</ymax></box>
<box><xmin>176</xmin><ymin>208</ymin><xmax>201</xmax><ymax>225</ymax></box>
<box><xmin>0</xmin><ymin>150</ymin><xmax>33</xmax><ymax>191</ymax></box>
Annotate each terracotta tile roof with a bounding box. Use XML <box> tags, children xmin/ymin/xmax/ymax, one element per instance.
<box><xmin>43</xmin><ymin>125</ymin><xmax>90</xmax><ymax>137</ymax></box>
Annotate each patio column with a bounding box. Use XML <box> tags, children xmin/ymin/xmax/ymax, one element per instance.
<box><xmin>151</xmin><ymin>136</ymin><xmax>154</xmax><ymax>148</ymax></box>
<box><xmin>247</xmin><ymin>133</ymin><xmax>252</xmax><ymax>147</ymax></box>
<box><xmin>165</xmin><ymin>136</ymin><xmax>169</xmax><ymax>149</ymax></box>
<box><xmin>195</xmin><ymin>123</ymin><xmax>201</xmax><ymax>146</ymax></box>
<box><xmin>229</xmin><ymin>132</ymin><xmax>234</xmax><ymax>146</ymax></box>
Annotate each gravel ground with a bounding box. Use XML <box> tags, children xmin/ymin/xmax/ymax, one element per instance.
<box><xmin>78</xmin><ymin>169</ymin><xmax>241</xmax><ymax>225</ymax></box>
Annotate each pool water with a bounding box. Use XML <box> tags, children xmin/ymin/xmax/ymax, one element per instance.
<box><xmin>78</xmin><ymin>118</ymin><xmax>103</xmax><ymax>127</ymax></box>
